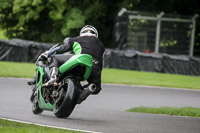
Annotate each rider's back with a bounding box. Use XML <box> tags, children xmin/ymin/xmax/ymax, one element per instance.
<box><xmin>69</xmin><ymin>36</ymin><xmax>105</xmax><ymax>68</ymax></box>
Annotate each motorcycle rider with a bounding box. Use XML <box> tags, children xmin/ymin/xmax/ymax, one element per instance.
<box><xmin>36</xmin><ymin>25</ymin><xmax>105</xmax><ymax>95</ymax></box>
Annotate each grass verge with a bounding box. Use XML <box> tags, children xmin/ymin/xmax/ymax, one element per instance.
<box><xmin>0</xmin><ymin>61</ymin><xmax>200</xmax><ymax>89</ymax></box>
<box><xmin>0</xmin><ymin>119</ymin><xmax>83</xmax><ymax>133</ymax></box>
<box><xmin>0</xmin><ymin>61</ymin><xmax>36</xmax><ymax>78</ymax></box>
<box><xmin>102</xmin><ymin>68</ymin><xmax>200</xmax><ymax>90</ymax></box>
<box><xmin>127</xmin><ymin>107</ymin><xmax>200</xmax><ymax>118</ymax></box>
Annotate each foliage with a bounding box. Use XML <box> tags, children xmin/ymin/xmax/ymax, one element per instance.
<box><xmin>0</xmin><ymin>0</ymin><xmax>122</xmax><ymax>46</ymax></box>
<box><xmin>0</xmin><ymin>0</ymin><xmax>80</xmax><ymax>42</ymax></box>
<box><xmin>0</xmin><ymin>28</ymin><xmax>7</xmax><ymax>39</ymax></box>
<box><xmin>0</xmin><ymin>0</ymin><xmax>199</xmax><ymax>54</ymax></box>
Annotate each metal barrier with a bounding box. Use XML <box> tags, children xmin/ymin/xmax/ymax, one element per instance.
<box><xmin>114</xmin><ymin>8</ymin><xmax>199</xmax><ymax>56</ymax></box>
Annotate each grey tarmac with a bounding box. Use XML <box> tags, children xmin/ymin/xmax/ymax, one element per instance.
<box><xmin>0</xmin><ymin>78</ymin><xmax>200</xmax><ymax>133</ymax></box>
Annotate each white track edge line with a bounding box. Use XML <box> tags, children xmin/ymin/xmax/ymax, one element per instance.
<box><xmin>0</xmin><ymin>117</ymin><xmax>102</xmax><ymax>133</ymax></box>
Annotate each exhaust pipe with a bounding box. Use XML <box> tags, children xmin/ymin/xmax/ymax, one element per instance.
<box><xmin>77</xmin><ymin>84</ymin><xmax>96</xmax><ymax>104</ymax></box>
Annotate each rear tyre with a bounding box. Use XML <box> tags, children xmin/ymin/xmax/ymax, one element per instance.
<box><xmin>53</xmin><ymin>78</ymin><xmax>79</xmax><ymax>118</ymax></box>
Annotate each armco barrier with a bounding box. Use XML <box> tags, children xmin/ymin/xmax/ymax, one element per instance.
<box><xmin>0</xmin><ymin>39</ymin><xmax>200</xmax><ymax>76</ymax></box>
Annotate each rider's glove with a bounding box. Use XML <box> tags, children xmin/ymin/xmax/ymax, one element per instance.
<box><xmin>41</xmin><ymin>51</ymin><xmax>48</xmax><ymax>58</ymax></box>
<box><xmin>38</xmin><ymin>51</ymin><xmax>49</xmax><ymax>61</ymax></box>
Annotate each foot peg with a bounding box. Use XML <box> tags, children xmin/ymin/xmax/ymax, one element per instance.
<box><xmin>77</xmin><ymin>84</ymin><xmax>96</xmax><ymax>104</ymax></box>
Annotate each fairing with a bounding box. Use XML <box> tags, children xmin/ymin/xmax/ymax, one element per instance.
<box><xmin>59</xmin><ymin>54</ymin><xmax>93</xmax><ymax>80</ymax></box>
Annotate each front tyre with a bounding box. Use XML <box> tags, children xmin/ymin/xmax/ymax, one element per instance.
<box><xmin>32</xmin><ymin>95</ymin><xmax>43</xmax><ymax>114</ymax></box>
<box><xmin>53</xmin><ymin>78</ymin><xmax>79</xmax><ymax>118</ymax></box>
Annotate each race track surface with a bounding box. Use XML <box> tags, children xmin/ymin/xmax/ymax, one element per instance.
<box><xmin>0</xmin><ymin>78</ymin><xmax>200</xmax><ymax>133</ymax></box>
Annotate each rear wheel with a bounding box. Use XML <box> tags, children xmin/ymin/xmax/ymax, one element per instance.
<box><xmin>53</xmin><ymin>78</ymin><xmax>79</xmax><ymax>118</ymax></box>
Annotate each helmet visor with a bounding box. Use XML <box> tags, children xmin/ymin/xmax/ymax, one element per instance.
<box><xmin>81</xmin><ymin>29</ymin><xmax>97</xmax><ymax>35</ymax></box>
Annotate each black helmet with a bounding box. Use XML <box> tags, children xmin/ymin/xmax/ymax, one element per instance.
<box><xmin>80</xmin><ymin>25</ymin><xmax>98</xmax><ymax>37</ymax></box>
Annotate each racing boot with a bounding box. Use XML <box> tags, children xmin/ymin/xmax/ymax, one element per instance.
<box><xmin>43</xmin><ymin>67</ymin><xmax>59</xmax><ymax>87</ymax></box>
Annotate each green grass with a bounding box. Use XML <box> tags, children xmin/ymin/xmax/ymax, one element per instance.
<box><xmin>102</xmin><ymin>68</ymin><xmax>200</xmax><ymax>90</ymax></box>
<box><xmin>0</xmin><ymin>119</ymin><xmax>83</xmax><ymax>133</ymax></box>
<box><xmin>127</xmin><ymin>107</ymin><xmax>200</xmax><ymax>118</ymax></box>
<box><xmin>0</xmin><ymin>61</ymin><xmax>36</xmax><ymax>78</ymax></box>
<box><xmin>0</xmin><ymin>61</ymin><xmax>200</xmax><ymax>89</ymax></box>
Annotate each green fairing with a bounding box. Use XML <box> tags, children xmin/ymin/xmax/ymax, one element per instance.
<box><xmin>59</xmin><ymin>54</ymin><xmax>93</xmax><ymax>80</ymax></box>
<box><xmin>35</xmin><ymin>54</ymin><xmax>92</xmax><ymax>111</ymax></box>
<box><xmin>73</xmin><ymin>42</ymin><xmax>82</xmax><ymax>55</ymax></box>
<box><xmin>36</xmin><ymin>66</ymin><xmax>53</xmax><ymax>110</ymax></box>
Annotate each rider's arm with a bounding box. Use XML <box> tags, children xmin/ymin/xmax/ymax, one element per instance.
<box><xmin>47</xmin><ymin>38</ymin><xmax>73</xmax><ymax>56</ymax></box>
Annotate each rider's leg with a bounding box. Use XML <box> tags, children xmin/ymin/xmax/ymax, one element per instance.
<box><xmin>43</xmin><ymin>56</ymin><xmax>60</xmax><ymax>87</ymax></box>
<box><xmin>76</xmin><ymin>66</ymin><xmax>102</xmax><ymax>104</ymax></box>
<box><xmin>87</xmin><ymin>64</ymin><xmax>102</xmax><ymax>95</ymax></box>
<box><xmin>43</xmin><ymin>66</ymin><xmax>59</xmax><ymax>86</ymax></box>
<box><xmin>43</xmin><ymin>54</ymin><xmax>73</xmax><ymax>87</ymax></box>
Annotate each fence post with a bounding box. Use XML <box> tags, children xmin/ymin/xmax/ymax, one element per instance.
<box><xmin>189</xmin><ymin>14</ymin><xmax>199</xmax><ymax>56</ymax></box>
<box><xmin>155</xmin><ymin>12</ymin><xmax>164</xmax><ymax>54</ymax></box>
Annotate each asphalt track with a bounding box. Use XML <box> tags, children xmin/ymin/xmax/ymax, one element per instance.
<box><xmin>0</xmin><ymin>78</ymin><xmax>200</xmax><ymax>133</ymax></box>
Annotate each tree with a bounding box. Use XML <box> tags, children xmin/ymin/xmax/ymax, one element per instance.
<box><xmin>0</xmin><ymin>0</ymin><xmax>200</xmax><ymax>56</ymax></box>
<box><xmin>0</xmin><ymin>0</ymin><xmax>122</xmax><ymax>47</ymax></box>
<box><xmin>0</xmin><ymin>0</ymin><xmax>85</xmax><ymax>42</ymax></box>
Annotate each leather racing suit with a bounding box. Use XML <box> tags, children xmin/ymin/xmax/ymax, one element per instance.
<box><xmin>47</xmin><ymin>36</ymin><xmax>105</xmax><ymax>94</ymax></box>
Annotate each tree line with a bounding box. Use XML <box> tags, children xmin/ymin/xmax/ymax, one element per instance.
<box><xmin>0</xmin><ymin>0</ymin><xmax>199</xmax><ymax>56</ymax></box>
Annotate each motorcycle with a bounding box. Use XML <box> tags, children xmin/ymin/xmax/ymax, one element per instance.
<box><xmin>29</xmin><ymin>54</ymin><xmax>96</xmax><ymax>118</ymax></box>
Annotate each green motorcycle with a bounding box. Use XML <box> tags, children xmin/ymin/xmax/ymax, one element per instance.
<box><xmin>30</xmin><ymin>54</ymin><xmax>96</xmax><ymax>118</ymax></box>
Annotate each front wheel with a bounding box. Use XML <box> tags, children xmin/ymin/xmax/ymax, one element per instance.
<box><xmin>32</xmin><ymin>95</ymin><xmax>43</xmax><ymax>114</ymax></box>
<box><xmin>53</xmin><ymin>78</ymin><xmax>80</xmax><ymax>118</ymax></box>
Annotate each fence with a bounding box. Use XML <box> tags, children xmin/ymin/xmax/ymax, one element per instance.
<box><xmin>113</xmin><ymin>8</ymin><xmax>199</xmax><ymax>56</ymax></box>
